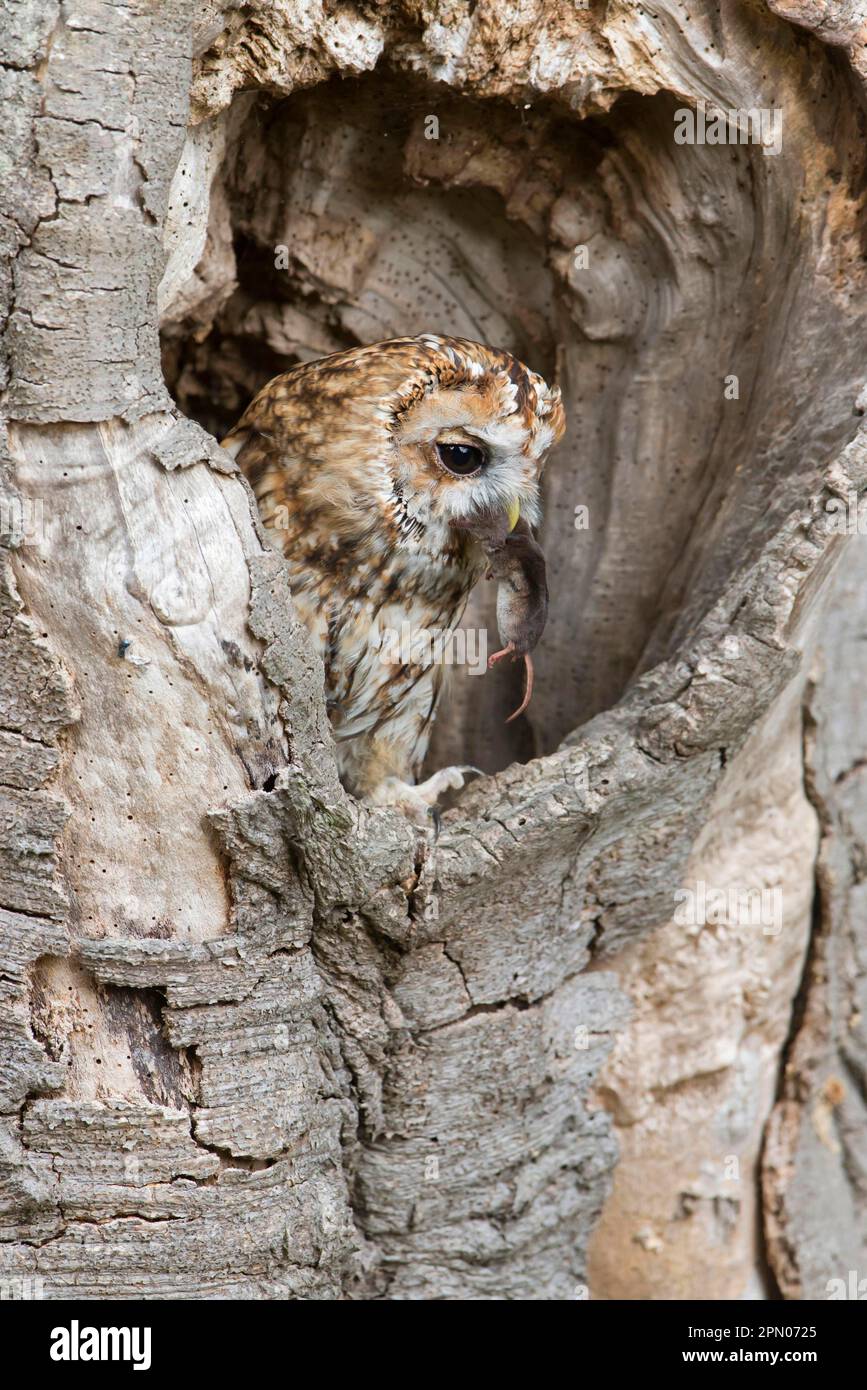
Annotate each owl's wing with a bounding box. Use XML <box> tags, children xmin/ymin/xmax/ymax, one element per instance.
<box><xmin>219</xmin><ymin>425</ymin><xmax>247</xmax><ymax>460</ymax></box>
<box><xmin>220</xmin><ymin>418</ymin><xmax>278</xmax><ymax>497</ymax></box>
<box><xmin>220</xmin><ymin>385</ymin><xmax>306</xmax><ymax>530</ymax></box>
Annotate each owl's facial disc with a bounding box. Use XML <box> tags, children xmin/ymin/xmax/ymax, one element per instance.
<box><xmin>386</xmin><ymin>361</ymin><xmax>561</xmax><ymax>545</ymax></box>
<box><xmin>433</xmin><ymin>441</ymin><xmax>520</xmax><ymax>530</ymax></box>
<box><xmin>412</xmin><ymin>421</ymin><xmax>535</xmax><ymax>534</ymax></box>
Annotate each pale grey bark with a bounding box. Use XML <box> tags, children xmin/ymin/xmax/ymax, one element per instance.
<box><xmin>2</xmin><ymin>0</ymin><xmax>867</xmax><ymax>1300</ymax></box>
<box><xmin>763</xmin><ymin>536</ymin><xmax>867</xmax><ymax>1300</ymax></box>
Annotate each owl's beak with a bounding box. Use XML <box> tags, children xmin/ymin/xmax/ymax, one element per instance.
<box><xmin>449</xmin><ymin>498</ymin><xmax>522</xmax><ymax>545</ymax></box>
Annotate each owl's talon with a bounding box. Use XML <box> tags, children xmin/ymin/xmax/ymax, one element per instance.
<box><xmin>365</xmin><ymin>764</ymin><xmax>480</xmax><ymax>825</ymax></box>
<box><xmin>365</xmin><ymin>776</ymin><xmax>445</xmax><ymax>825</ymax></box>
<box><xmin>413</xmin><ymin>765</ymin><xmax>470</xmax><ymax>803</ymax></box>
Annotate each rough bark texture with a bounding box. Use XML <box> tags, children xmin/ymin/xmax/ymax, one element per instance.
<box><xmin>762</xmin><ymin>537</ymin><xmax>867</xmax><ymax>1300</ymax></box>
<box><xmin>2</xmin><ymin>0</ymin><xmax>867</xmax><ymax>1300</ymax></box>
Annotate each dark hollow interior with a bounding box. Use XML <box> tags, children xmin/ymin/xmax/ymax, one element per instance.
<box><xmin>163</xmin><ymin>60</ymin><xmax>867</xmax><ymax>777</ymax></box>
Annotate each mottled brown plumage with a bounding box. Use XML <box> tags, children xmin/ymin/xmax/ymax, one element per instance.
<box><xmin>222</xmin><ymin>334</ymin><xmax>565</xmax><ymax>819</ymax></box>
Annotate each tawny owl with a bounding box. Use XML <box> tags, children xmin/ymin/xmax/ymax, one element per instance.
<box><xmin>222</xmin><ymin>334</ymin><xmax>565</xmax><ymax>820</ymax></box>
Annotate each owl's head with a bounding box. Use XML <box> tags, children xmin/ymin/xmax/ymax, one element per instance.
<box><xmin>380</xmin><ymin>334</ymin><xmax>565</xmax><ymax>543</ymax></box>
<box><xmin>229</xmin><ymin>334</ymin><xmax>565</xmax><ymax>561</ymax></box>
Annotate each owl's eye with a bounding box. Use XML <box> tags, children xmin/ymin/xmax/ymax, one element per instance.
<box><xmin>436</xmin><ymin>441</ymin><xmax>487</xmax><ymax>476</ymax></box>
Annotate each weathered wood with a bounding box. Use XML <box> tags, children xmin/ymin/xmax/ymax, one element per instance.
<box><xmin>763</xmin><ymin>528</ymin><xmax>867</xmax><ymax>1300</ymax></box>
<box><xmin>2</xmin><ymin>0</ymin><xmax>867</xmax><ymax>1301</ymax></box>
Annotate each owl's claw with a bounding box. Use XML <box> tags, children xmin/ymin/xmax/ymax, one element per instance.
<box><xmin>366</xmin><ymin>766</ymin><xmax>483</xmax><ymax>826</ymax></box>
<box><xmin>413</xmin><ymin>764</ymin><xmax>482</xmax><ymax>804</ymax></box>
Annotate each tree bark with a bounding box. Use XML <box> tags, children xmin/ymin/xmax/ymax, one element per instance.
<box><xmin>2</xmin><ymin>0</ymin><xmax>867</xmax><ymax>1299</ymax></box>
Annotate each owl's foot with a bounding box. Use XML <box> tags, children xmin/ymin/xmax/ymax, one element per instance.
<box><xmin>414</xmin><ymin>765</ymin><xmax>483</xmax><ymax>804</ymax></box>
<box><xmin>367</xmin><ymin>766</ymin><xmax>483</xmax><ymax>826</ymax></box>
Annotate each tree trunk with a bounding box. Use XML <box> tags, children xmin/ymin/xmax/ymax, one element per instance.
<box><xmin>2</xmin><ymin>0</ymin><xmax>867</xmax><ymax>1300</ymax></box>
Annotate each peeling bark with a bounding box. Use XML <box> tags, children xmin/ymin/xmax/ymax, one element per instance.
<box><xmin>3</xmin><ymin>0</ymin><xmax>867</xmax><ymax>1301</ymax></box>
